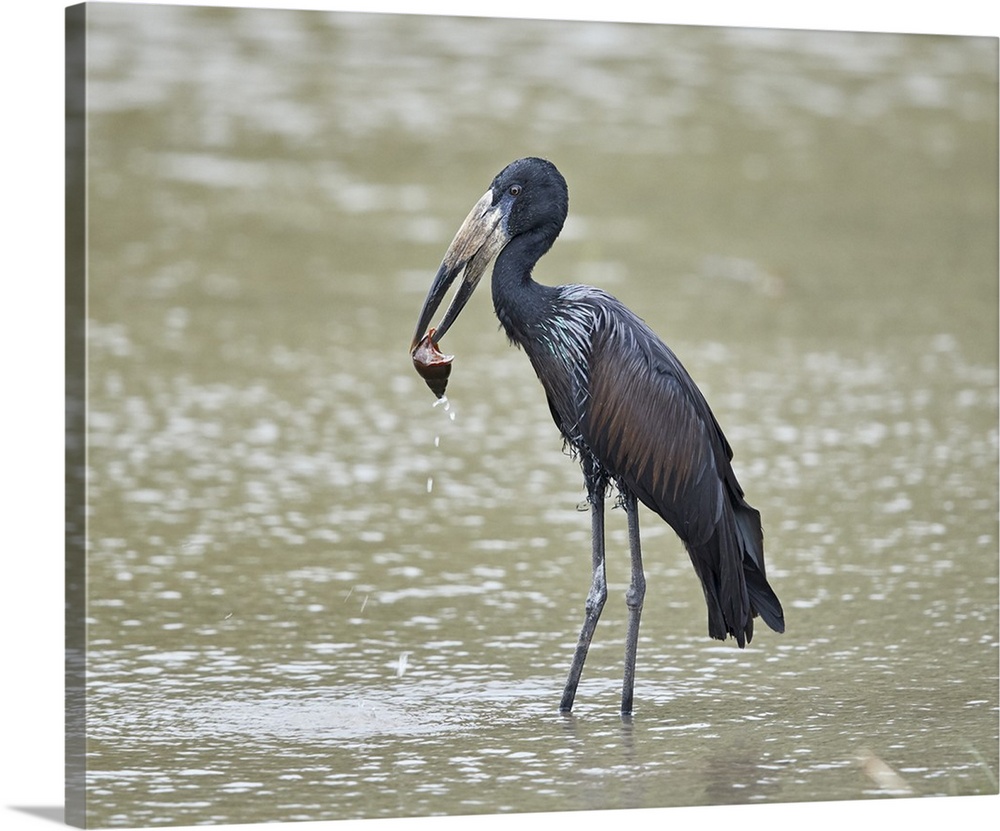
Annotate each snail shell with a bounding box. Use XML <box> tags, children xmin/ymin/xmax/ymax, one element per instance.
<box><xmin>411</xmin><ymin>330</ymin><xmax>453</xmax><ymax>399</ymax></box>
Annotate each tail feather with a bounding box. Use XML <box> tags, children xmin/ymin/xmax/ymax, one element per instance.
<box><xmin>746</xmin><ymin>562</ymin><xmax>785</xmax><ymax>634</ymax></box>
<box><xmin>688</xmin><ymin>522</ymin><xmax>752</xmax><ymax>648</ymax></box>
<box><xmin>734</xmin><ymin>502</ymin><xmax>785</xmax><ymax>634</ymax></box>
<box><xmin>689</xmin><ymin>501</ymin><xmax>784</xmax><ymax>647</ymax></box>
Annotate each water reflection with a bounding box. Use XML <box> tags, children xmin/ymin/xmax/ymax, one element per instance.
<box><xmin>78</xmin><ymin>4</ymin><xmax>998</xmax><ymax>827</ymax></box>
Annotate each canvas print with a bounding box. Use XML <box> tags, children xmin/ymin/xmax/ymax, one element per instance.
<box><xmin>66</xmin><ymin>2</ymin><xmax>999</xmax><ymax>828</ymax></box>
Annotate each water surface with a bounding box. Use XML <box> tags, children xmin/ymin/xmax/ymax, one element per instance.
<box><xmin>76</xmin><ymin>6</ymin><xmax>998</xmax><ymax>826</ymax></box>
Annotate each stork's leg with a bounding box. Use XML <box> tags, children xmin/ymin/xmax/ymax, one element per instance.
<box><xmin>620</xmin><ymin>491</ymin><xmax>645</xmax><ymax>715</ymax></box>
<box><xmin>559</xmin><ymin>474</ymin><xmax>607</xmax><ymax>713</ymax></box>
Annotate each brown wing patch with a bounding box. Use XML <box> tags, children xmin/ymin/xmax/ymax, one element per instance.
<box><xmin>584</xmin><ymin>332</ymin><xmax>722</xmax><ymax>544</ymax></box>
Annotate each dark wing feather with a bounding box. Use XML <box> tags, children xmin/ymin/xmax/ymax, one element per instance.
<box><xmin>582</xmin><ymin>304</ymin><xmax>729</xmax><ymax>546</ymax></box>
<box><xmin>579</xmin><ymin>299</ymin><xmax>783</xmax><ymax>642</ymax></box>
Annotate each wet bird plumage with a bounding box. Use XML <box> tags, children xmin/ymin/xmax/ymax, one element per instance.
<box><xmin>412</xmin><ymin>157</ymin><xmax>784</xmax><ymax>713</ymax></box>
<box><xmin>507</xmin><ymin>281</ymin><xmax>782</xmax><ymax>647</ymax></box>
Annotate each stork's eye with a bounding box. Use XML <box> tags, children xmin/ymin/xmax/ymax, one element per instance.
<box><xmin>508</xmin><ymin>184</ymin><xmax>522</xmax><ymax>197</ymax></box>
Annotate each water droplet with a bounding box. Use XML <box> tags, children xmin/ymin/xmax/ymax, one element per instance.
<box><xmin>434</xmin><ymin>435</ymin><xmax>440</xmax><ymax>447</ymax></box>
<box><xmin>433</xmin><ymin>394</ymin><xmax>456</xmax><ymax>421</ymax></box>
<box><xmin>426</xmin><ymin>477</ymin><xmax>433</xmax><ymax>493</ymax></box>
<box><xmin>396</xmin><ymin>652</ymin><xmax>410</xmax><ymax>678</ymax></box>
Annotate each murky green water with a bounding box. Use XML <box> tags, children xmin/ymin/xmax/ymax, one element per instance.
<box><xmin>74</xmin><ymin>5</ymin><xmax>998</xmax><ymax>827</ymax></box>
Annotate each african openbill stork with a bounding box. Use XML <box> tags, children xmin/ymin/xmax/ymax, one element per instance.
<box><xmin>411</xmin><ymin>157</ymin><xmax>784</xmax><ymax>715</ymax></box>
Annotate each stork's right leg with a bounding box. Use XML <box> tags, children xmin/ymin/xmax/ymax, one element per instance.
<box><xmin>559</xmin><ymin>472</ymin><xmax>607</xmax><ymax>713</ymax></box>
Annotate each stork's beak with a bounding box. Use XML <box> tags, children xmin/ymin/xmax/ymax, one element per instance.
<box><xmin>410</xmin><ymin>189</ymin><xmax>510</xmax><ymax>351</ymax></box>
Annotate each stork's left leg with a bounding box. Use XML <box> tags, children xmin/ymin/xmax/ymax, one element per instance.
<box><xmin>621</xmin><ymin>490</ymin><xmax>645</xmax><ymax>715</ymax></box>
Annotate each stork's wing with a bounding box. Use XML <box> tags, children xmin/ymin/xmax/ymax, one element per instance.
<box><xmin>537</xmin><ymin>289</ymin><xmax>783</xmax><ymax>642</ymax></box>
<box><xmin>582</xmin><ymin>307</ymin><xmax>733</xmax><ymax>549</ymax></box>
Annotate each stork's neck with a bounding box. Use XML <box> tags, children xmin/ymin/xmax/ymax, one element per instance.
<box><xmin>490</xmin><ymin>232</ymin><xmax>558</xmax><ymax>348</ymax></box>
